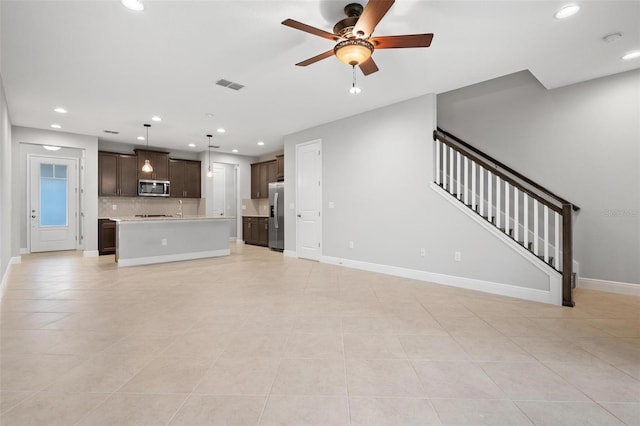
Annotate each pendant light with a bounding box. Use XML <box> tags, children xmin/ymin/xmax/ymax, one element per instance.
<box><xmin>141</xmin><ymin>123</ymin><xmax>153</xmax><ymax>173</ymax></box>
<box><xmin>206</xmin><ymin>134</ymin><xmax>213</xmax><ymax>178</ymax></box>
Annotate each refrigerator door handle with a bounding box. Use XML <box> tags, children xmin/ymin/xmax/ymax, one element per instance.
<box><xmin>274</xmin><ymin>191</ymin><xmax>279</xmax><ymax>229</ymax></box>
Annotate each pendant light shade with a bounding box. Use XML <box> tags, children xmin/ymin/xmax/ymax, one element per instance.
<box><xmin>206</xmin><ymin>134</ymin><xmax>213</xmax><ymax>178</ymax></box>
<box><xmin>141</xmin><ymin>124</ymin><xmax>153</xmax><ymax>173</ymax></box>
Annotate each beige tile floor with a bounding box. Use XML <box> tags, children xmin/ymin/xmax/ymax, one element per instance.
<box><xmin>1</xmin><ymin>244</ymin><xmax>639</xmax><ymax>425</ymax></box>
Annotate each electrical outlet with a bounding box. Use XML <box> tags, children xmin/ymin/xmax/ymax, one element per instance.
<box><xmin>454</xmin><ymin>251</ymin><xmax>462</xmax><ymax>262</ymax></box>
<box><xmin>112</xmin><ymin>204</ymin><xmax>117</xmax><ymax>210</ymax></box>
<box><xmin>328</xmin><ymin>201</ymin><xmax>335</xmax><ymax>209</ymax></box>
<box><xmin>161</xmin><ymin>238</ymin><xmax>167</xmax><ymax>246</ymax></box>
<box><xmin>349</xmin><ymin>241</ymin><xmax>354</xmax><ymax>249</ymax></box>
<box><xmin>420</xmin><ymin>248</ymin><xmax>426</xmax><ymax>257</ymax></box>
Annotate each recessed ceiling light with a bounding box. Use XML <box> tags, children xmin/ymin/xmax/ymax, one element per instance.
<box><xmin>555</xmin><ymin>4</ymin><xmax>580</xmax><ymax>19</ymax></box>
<box><xmin>603</xmin><ymin>33</ymin><xmax>622</xmax><ymax>44</ymax></box>
<box><xmin>121</xmin><ymin>0</ymin><xmax>144</xmax><ymax>11</ymax></box>
<box><xmin>622</xmin><ymin>50</ymin><xmax>640</xmax><ymax>60</ymax></box>
<box><xmin>232</xmin><ymin>149</ymin><xmax>238</xmax><ymax>153</ymax></box>
<box><xmin>205</xmin><ymin>113</ymin><xmax>214</xmax><ymax>118</ymax></box>
<box><xmin>188</xmin><ymin>143</ymin><xmax>196</xmax><ymax>148</ymax></box>
<box><xmin>50</xmin><ymin>124</ymin><xmax>61</xmax><ymax>129</ymax></box>
<box><xmin>54</xmin><ymin>107</ymin><xmax>67</xmax><ymax>114</ymax></box>
<box><xmin>217</xmin><ymin>128</ymin><xmax>226</xmax><ymax>133</ymax></box>
<box><xmin>137</xmin><ymin>136</ymin><xmax>145</xmax><ymax>141</ymax></box>
<box><xmin>42</xmin><ymin>145</ymin><xmax>61</xmax><ymax>151</ymax></box>
<box><xmin>151</xmin><ymin>116</ymin><xmax>162</xmax><ymax>122</ymax></box>
<box><xmin>257</xmin><ymin>141</ymin><xmax>265</xmax><ymax>146</ymax></box>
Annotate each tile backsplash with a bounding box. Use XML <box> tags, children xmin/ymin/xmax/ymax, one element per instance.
<box><xmin>242</xmin><ymin>198</ymin><xmax>269</xmax><ymax>217</ymax></box>
<box><xmin>99</xmin><ymin>197</ymin><xmax>203</xmax><ymax>218</ymax></box>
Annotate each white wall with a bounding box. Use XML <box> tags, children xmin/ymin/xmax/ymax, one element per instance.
<box><xmin>284</xmin><ymin>94</ymin><xmax>552</xmax><ymax>295</ymax></box>
<box><xmin>12</xmin><ymin>126</ymin><xmax>98</xmax><ymax>254</ymax></box>
<box><xmin>0</xmin><ymin>73</ymin><xmax>13</xmax><ymax>283</ymax></box>
<box><xmin>437</xmin><ymin>69</ymin><xmax>640</xmax><ymax>286</ymax></box>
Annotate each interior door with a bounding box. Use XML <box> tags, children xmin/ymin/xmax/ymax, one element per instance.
<box><xmin>29</xmin><ymin>156</ymin><xmax>78</xmax><ymax>252</ymax></box>
<box><xmin>212</xmin><ymin>163</ymin><xmax>226</xmax><ymax>216</ymax></box>
<box><xmin>296</xmin><ymin>140</ymin><xmax>322</xmax><ymax>261</ymax></box>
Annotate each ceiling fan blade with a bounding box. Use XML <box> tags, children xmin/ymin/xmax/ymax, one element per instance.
<box><xmin>371</xmin><ymin>34</ymin><xmax>434</xmax><ymax>49</ymax></box>
<box><xmin>353</xmin><ymin>0</ymin><xmax>395</xmax><ymax>39</ymax></box>
<box><xmin>359</xmin><ymin>57</ymin><xmax>379</xmax><ymax>76</ymax></box>
<box><xmin>282</xmin><ymin>19</ymin><xmax>338</xmax><ymax>41</ymax></box>
<box><xmin>295</xmin><ymin>50</ymin><xmax>335</xmax><ymax>67</ymax></box>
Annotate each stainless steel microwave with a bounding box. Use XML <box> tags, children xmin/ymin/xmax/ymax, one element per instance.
<box><xmin>138</xmin><ymin>179</ymin><xmax>170</xmax><ymax>197</ymax></box>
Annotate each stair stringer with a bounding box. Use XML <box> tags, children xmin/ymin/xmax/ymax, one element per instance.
<box><xmin>431</xmin><ymin>182</ymin><xmax>562</xmax><ymax>305</ymax></box>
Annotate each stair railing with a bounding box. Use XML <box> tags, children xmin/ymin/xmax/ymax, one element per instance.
<box><xmin>433</xmin><ymin>128</ymin><xmax>579</xmax><ymax>307</ymax></box>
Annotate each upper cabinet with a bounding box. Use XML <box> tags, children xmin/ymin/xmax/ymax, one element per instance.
<box><xmin>169</xmin><ymin>159</ymin><xmax>201</xmax><ymax>198</ymax></box>
<box><xmin>98</xmin><ymin>151</ymin><xmax>138</xmax><ymax>196</ymax></box>
<box><xmin>275</xmin><ymin>155</ymin><xmax>284</xmax><ymax>181</ymax></box>
<box><xmin>251</xmin><ymin>160</ymin><xmax>276</xmax><ymax>199</ymax></box>
<box><xmin>136</xmin><ymin>149</ymin><xmax>169</xmax><ymax>181</ymax></box>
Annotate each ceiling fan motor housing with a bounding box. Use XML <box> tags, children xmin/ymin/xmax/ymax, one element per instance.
<box><xmin>333</xmin><ymin>3</ymin><xmax>364</xmax><ymax>38</ymax></box>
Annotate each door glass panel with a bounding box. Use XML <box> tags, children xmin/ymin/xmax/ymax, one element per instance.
<box><xmin>40</xmin><ymin>164</ymin><xmax>68</xmax><ymax>227</ymax></box>
<box><xmin>40</xmin><ymin>163</ymin><xmax>54</xmax><ymax>178</ymax></box>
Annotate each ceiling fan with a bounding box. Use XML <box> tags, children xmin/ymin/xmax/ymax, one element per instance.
<box><xmin>282</xmin><ymin>0</ymin><xmax>434</xmax><ymax>76</ymax></box>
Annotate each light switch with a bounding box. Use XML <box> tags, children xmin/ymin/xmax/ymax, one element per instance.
<box><xmin>112</xmin><ymin>204</ymin><xmax>117</xmax><ymax>210</ymax></box>
<box><xmin>289</xmin><ymin>203</ymin><xmax>295</xmax><ymax>209</ymax></box>
<box><xmin>328</xmin><ymin>202</ymin><xmax>335</xmax><ymax>209</ymax></box>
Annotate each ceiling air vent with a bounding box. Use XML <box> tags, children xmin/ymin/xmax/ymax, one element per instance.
<box><xmin>216</xmin><ymin>79</ymin><xmax>245</xmax><ymax>91</ymax></box>
<box><xmin>103</xmin><ymin>130</ymin><xmax>119</xmax><ymax>134</ymax></box>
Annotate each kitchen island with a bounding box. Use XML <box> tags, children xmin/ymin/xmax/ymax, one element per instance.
<box><xmin>112</xmin><ymin>216</ymin><xmax>231</xmax><ymax>267</ymax></box>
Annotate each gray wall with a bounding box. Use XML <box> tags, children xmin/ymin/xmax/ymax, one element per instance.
<box><xmin>12</xmin><ymin>126</ymin><xmax>99</xmax><ymax>254</ymax></box>
<box><xmin>0</xmin><ymin>73</ymin><xmax>12</xmax><ymax>281</ymax></box>
<box><xmin>438</xmin><ymin>69</ymin><xmax>640</xmax><ymax>285</ymax></box>
<box><xmin>284</xmin><ymin>93</ymin><xmax>550</xmax><ymax>291</ymax></box>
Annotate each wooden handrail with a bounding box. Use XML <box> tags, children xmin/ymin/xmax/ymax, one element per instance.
<box><xmin>434</xmin><ymin>128</ymin><xmax>580</xmax><ymax>211</ymax></box>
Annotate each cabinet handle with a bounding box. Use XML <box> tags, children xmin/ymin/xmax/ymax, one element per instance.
<box><xmin>248</xmin><ymin>223</ymin><xmax>251</xmax><ymax>228</ymax></box>
<box><xmin>265</xmin><ymin>224</ymin><xmax>268</xmax><ymax>230</ymax></box>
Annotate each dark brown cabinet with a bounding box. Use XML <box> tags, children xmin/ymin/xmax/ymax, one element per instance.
<box><xmin>243</xmin><ymin>216</ymin><xmax>269</xmax><ymax>246</ymax></box>
<box><xmin>98</xmin><ymin>219</ymin><xmax>116</xmax><ymax>255</ymax></box>
<box><xmin>275</xmin><ymin>154</ymin><xmax>284</xmax><ymax>181</ymax></box>
<box><xmin>136</xmin><ymin>149</ymin><xmax>170</xmax><ymax>181</ymax></box>
<box><xmin>98</xmin><ymin>151</ymin><xmax>138</xmax><ymax>197</ymax></box>
<box><xmin>251</xmin><ymin>160</ymin><xmax>277</xmax><ymax>199</ymax></box>
<box><xmin>169</xmin><ymin>159</ymin><xmax>201</xmax><ymax>198</ymax></box>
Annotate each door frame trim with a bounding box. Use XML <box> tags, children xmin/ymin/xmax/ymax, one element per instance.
<box><xmin>295</xmin><ymin>139</ymin><xmax>322</xmax><ymax>261</ymax></box>
<box><xmin>27</xmin><ymin>154</ymin><xmax>80</xmax><ymax>253</ymax></box>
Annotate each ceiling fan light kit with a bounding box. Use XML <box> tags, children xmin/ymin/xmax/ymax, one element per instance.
<box><xmin>282</xmin><ymin>0</ymin><xmax>434</xmax><ymax>85</ymax></box>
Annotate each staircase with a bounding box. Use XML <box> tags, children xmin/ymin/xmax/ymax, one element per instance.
<box><xmin>433</xmin><ymin>128</ymin><xmax>579</xmax><ymax>307</ymax></box>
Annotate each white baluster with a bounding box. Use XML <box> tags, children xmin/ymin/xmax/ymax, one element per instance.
<box><xmin>457</xmin><ymin>152</ymin><xmax>461</xmax><ymax>200</ymax></box>
<box><xmin>435</xmin><ymin>140</ymin><xmax>441</xmax><ymax>185</ymax></box>
<box><xmin>487</xmin><ymin>171</ymin><xmax>493</xmax><ymax>223</ymax></box>
<box><xmin>479</xmin><ymin>166</ymin><xmax>484</xmax><ymax>216</ymax></box>
<box><xmin>524</xmin><ymin>194</ymin><xmax>529</xmax><ymax>249</ymax></box>
<box><xmin>554</xmin><ymin>211</ymin><xmax>560</xmax><ymax>270</ymax></box>
<box><xmin>533</xmin><ymin>200</ymin><xmax>539</xmax><ymax>255</ymax></box>
<box><xmin>449</xmin><ymin>146</ymin><xmax>454</xmax><ymax>192</ymax></box>
<box><xmin>544</xmin><ymin>205</ymin><xmax>549</xmax><ymax>263</ymax></box>
<box><xmin>514</xmin><ymin>189</ymin><xmax>519</xmax><ymax>241</ymax></box>
<box><xmin>505</xmin><ymin>181</ymin><xmax>510</xmax><ymax>235</ymax></box>
<box><xmin>471</xmin><ymin>162</ymin><xmax>477</xmax><ymax>211</ymax></box>
<box><xmin>496</xmin><ymin>175</ymin><xmax>502</xmax><ymax>229</ymax></box>
<box><xmin>464</xmin><ymin>157</ymin><xmax>469</xmax><ymax>205</ymax></box>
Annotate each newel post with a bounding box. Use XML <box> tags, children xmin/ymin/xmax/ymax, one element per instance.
<box><xmin>562</xmin><ymin>203</ymin><xmax>575</xmax><ymax>307</ymax></box>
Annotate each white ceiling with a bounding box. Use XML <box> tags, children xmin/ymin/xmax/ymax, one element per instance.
<box><xmin>2</xmin><ymin>1</ymin><xmax>639</xmax><ymax>156</ymax></box>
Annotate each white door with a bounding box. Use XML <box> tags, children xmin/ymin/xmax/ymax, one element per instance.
<box><xmin>296</xmin><ymin>140</ymin><xmax>322</xmax><ymax>261</ymax></box>
<box><xmin>29</xmin><ymin>156</ymin><xmax>78</xmax><ymax>252</ymax></box>
<box><xmin>212</xmin><ymin>164</ymin><xmax>226</xmax><ymax>216</ymax></box>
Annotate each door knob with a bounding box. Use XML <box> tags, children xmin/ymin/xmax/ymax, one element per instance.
<box><xmin>31</xmin><ymin>215</ymin><xmax>36</xmax><ymax>218</ymax></box>
<box><xmin>297</xmin><ymin>214</ymin><xmax>301</xmax><ymax>218</ymax></box>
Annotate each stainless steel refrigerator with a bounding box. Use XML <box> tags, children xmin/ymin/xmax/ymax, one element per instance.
<box><xmin>268</xmin><ymin>182</ymin><xmax>284</xmax><ymax>251</ymax></box>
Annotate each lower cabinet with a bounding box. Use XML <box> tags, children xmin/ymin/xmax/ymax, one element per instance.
<box><xmin>98</xmin><ymin>219</ymin><xmax>116</xmax><ymax>255</ymax></box>
<box><xmin>242</xmin><ymin>216</ymin><xmax>268</xmax><ymax>246</ymax></box>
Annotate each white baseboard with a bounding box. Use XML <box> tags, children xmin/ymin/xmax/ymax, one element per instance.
<box><xmin>83</xmin><ymin>250</ymin><xmax>99</xmax><ymax>257</ymax></box>
<box><xmin>322</xmin><ymin>256</ymin><xmax>562</xmax><ymax>305</ymax></box>
<box><xmin>283</xmin><ymin>250</ymin><xmax>297</xmax><ymax>258</ymax></box>
<box><xmin>577</xmin><ymin>277</ymin><xmax>640</xmax><ymax>297</ymax></box>
<box><xmin>1</xmin><ymin>257</ymin><xmax>22</xmax><ymax>300</ymax></box>
<box><xmin>117</xmin><ymin>249</ymin><xmax>231</xmax><ymax>267</ymax></box>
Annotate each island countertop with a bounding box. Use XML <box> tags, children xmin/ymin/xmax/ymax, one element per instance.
<box><xmin>111</xmin><ymin>215</ymin><xmax>235</xmax><ymax>222</ymax></box>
